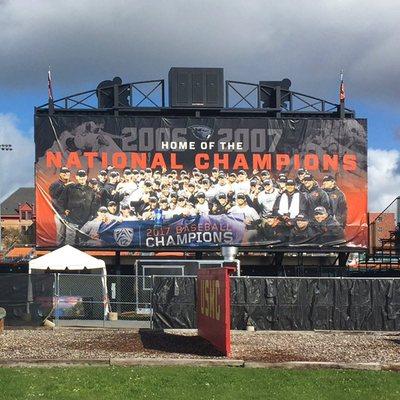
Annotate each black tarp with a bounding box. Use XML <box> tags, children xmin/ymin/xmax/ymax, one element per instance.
<box><xmin>152</xmin><ymin>277</ymin><xmax>400</xmax><ymax>331</ymax></box>
<box><xmin>0</xmin><ymin>274</ymin><xmax>55</xmax><ymax>326</ymax></box>
<box><xmin>152</xmin><ymin>277</ymin><xmax>197</xmax><ymax>329</ymax></box>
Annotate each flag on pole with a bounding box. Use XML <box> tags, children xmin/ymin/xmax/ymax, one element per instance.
<box><xmin>339</xmin><ymin>69</ymin><xmax>345</xmax><ymax>102</ymax></box>
<box><xmin>48</xmin><ymin>66</ymin><xmax>54</xmax><ymax>101</ymax></box>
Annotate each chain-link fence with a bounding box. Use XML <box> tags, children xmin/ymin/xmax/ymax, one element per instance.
<box><xmin>0</xmin><ymin>273</ymin><xmax>55</xmax><ymax>327</ymax></box>
<box><xmin>0</xmin><ymin>273</ymin><xmax>156</xmax><ymax>328</ymax></box>
<box><xmin>0</xmin><ymin>260</ymin><xmax>237</xmax><ymax>328</ymax></box>
<box><xmin>54</xmin><ymin>274</ymin><xmax>152</xmax><ymax>328</ymax></box>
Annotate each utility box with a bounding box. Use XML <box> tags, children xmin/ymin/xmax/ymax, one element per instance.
<box><xmin>0</xmin><ymin>307</ymin><xmax>6</xmax><ymax>334</ymax></box>
<box><xmin>259</xmin><ymin>79</ymin><xmax>291</xmax><ymax>108</ymax></box>
<box><xmin>169</xmin><ymin>67</ymin><xmax>224</xmax><ymax>108</ymax></box>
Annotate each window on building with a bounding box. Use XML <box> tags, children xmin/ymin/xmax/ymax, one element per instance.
<box><xmin>21</xmin><ymin>211</ymin><xmax>32</xmax><ymax>220</ymax></box>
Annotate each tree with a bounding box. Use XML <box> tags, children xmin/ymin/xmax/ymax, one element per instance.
<box><xmin>1</xmin><ymin>227</ymin><xmax>33</xmax><ymax>252</ymax></box>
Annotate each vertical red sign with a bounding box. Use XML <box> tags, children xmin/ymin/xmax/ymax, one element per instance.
<box><xmin>197</xmin><ymin>267</ymin><xmax>234</xmax><ymax>357</ymax></box>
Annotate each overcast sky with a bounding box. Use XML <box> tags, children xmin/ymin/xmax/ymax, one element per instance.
<box><xmin>0</xmin><ymin>0</ymin><xmax>399</xmax><ymax>210</ymax></box>
<box><xmin>1</xmin><ymin>0</ymin><xmax>400</xmax><ymax>103</ymax></box>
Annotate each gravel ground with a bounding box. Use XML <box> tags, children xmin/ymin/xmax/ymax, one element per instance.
<box><xmin>0</xmin><ymin>329</ymin><xmax>399</xmax><ymax>363</ymax></box>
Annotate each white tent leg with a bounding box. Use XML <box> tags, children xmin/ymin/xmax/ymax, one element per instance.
<box><xmin>27</xmin><ymin>267</ymin><xmax>32</xmax><ymax>316</ymax></box>
<box><xmin>102</xmin><ymin>267</ymin><xmax>109</xmax><ymax>320</ymax></box>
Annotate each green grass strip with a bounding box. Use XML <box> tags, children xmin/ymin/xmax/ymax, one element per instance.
<box><xmin>0</xmin><ymin>366</ymin><xmax>399</xmax><ymax>400</ymax></box>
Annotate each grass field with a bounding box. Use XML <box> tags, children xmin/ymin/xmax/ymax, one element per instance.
<box><xmin>0</xmin><ymin>366</ymin><xmax>399</xmax><ymax>400</ymax></box>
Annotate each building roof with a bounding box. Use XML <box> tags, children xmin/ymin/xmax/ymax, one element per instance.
<box><xmin>1</xmin><ymin>187</ymin><xmax>34</xmax><ymax>215</ymax></box>
<box><xmin>5</xmin><ymin>246</ymin><xmax>35</xmax><ymax>259</ymax></box>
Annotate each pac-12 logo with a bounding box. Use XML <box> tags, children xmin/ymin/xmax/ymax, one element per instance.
<box><xmin>114</xmin><ymin>228</ymin><xmax>134</xmax><ymax>247</ymax></box>
<box><xmin>188</xmin><ymin>125</ymin><xmax>213</xmax><ymax>141</ymax></box>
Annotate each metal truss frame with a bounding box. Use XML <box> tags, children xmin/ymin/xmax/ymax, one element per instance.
<box><xmin>225</xmin><ymin>80</ymin><xmax>354</xmax><ymax>116</ymax></box>
<box><xmin>37</xmin><ymin>79</ymin><xmax>165</xmax><ymax>110</ymax></box>
<box><xmin>36</xmin><ymin>76</ymin><xmax>354</xmax><ymax>118</ymax></box>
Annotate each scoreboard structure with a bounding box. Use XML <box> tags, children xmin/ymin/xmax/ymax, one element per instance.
<box><xmin>34</xmin><ymin>68</ymin><xmax>367</xmax><ymax>262</ymax></box>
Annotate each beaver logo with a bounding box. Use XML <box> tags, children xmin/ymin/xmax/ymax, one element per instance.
<box><xmin>188</xmin><ymin>125</ymin><xmax>213</xmax><ymax>141</ymax></box>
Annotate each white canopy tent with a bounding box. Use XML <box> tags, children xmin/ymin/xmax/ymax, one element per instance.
<box><xmin>29</xmin><ymin>245</ymin><xmax>106</xmax><ymax>273</ymax></box>
<box><xmin>29</xmin><ymin>245</ymin><xmax>109</xmax><ymax>318</ymax></box>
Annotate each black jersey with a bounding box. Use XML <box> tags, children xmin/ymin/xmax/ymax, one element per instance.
<box><xmin>303</xmin><ymin>184</ymin><xmax>331</xmax><ymax>218</ymax></box>
<box><xmin>49</xmin><ymin>179</ymin><xmax>68</xmax><ymax>214</ymax></box>
<box><xmin>311</xmin><ymin>215</ymin><xmax>345</xmax><ymax>244</ymax></box>
<box><xmin>60</xmin><ymin>184</ymin><xmax>97</xmax><ymax>226</ymax></box>
<box><xmin>324</xmin><ymin>186</ymin><xmax>347</xmax><ymax>227</ymax></box>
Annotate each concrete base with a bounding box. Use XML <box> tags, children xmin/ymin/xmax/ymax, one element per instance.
<box><xmin>244</xmin><ymin>361</ymin><xmax>383</xmax><ymax>371</ymax></box>
<box><xmin>55</xmin><ymin>319</ymin><xmax>150</xmax><ymax>329</ymax></box>
<box><xmin>1</xmin><ymin>358</ymin><xmax>399</xmax><ymax>370</ymax></box>
<box><xmin>110</xmin><ymin>358</ymin><xmax>244</xmax><ymax>367</ymax></box>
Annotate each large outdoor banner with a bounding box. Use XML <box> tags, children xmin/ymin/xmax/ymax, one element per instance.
<box><xmin>34</xmin><ymin>115</ymin><xmax>367</xmax><ymax>250</ymax></box>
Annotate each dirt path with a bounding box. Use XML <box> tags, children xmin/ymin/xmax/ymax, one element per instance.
<box><xmin>0</xmin><ymin>329</ymin><xmax>399</xmax><ymax>363</ymax></box>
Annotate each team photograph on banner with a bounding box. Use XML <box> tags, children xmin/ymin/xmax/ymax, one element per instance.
<box><xmin>34</xmin><ymin>115</ymin><xmax>367</xmax><ymax>250</ymax></box>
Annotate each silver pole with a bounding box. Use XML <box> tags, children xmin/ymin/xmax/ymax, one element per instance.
<box><xmin>397</xmin><ymin>197</ymin><xmax>400</xmax><ymax>227</ymax></box>
<box><xmin>55</xmin><ymin>274</ymin><xmax>60</xmax><ymax>327</ymax></box>
<box><xmin>235</xmin><ymin>259</ymin><xmax>241</xmax><ymax>277</ymax></box>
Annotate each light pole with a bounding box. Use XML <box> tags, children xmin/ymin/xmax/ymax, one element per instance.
<box><xmin>0</xmin><ymin>144</ymin><xmax>13</xmax><ymax>254</ymax></box>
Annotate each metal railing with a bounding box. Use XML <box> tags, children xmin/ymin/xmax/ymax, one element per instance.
<box><xmin>368</xmin><ymin>197</ymin><xmax>399</xmax><ymax>258</ymax></box>
<box><xmin>37</xmin><ymin>79</ymin><xmax>165</xmax><ymax>110</ymax></box>
<box><xmin>36</xmin><ymin>76</ymin><xmax>353</xmax><ymax>117</ymax></box>
<box><xmin>225</xmin><ymin>80</ymin><xmax>354</xmax><ymax>114</ymax></box>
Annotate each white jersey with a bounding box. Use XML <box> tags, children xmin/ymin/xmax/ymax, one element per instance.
<box><xmin>257</xmin><ymin>188</ymin><xmax>279</xmax><ymax>216</ymax></box>
<box><xmin>116</xmin><ymin>181</ymin><xmax>138</xmax><ymax>195</ymax></box>
<box><xmin>125</xmin><ymin>187</ymin><xmax>145</xmax><ymax>204</ymax></box>
<box><xmin>204</xmin><ymin>187</ymin><xmax>217</xmax><ymax>201</ymax></box>
<box><xmin>117</xmin><ymin>182</ymin><xmax>138</xmax><ymax>206</ymax></box>
<box><xmin>171</xmin><ymin>205</ymin><xmax>196</xmax><ymax>217</ymax></box>
<box><xmin>248</xmin><ymin>190</ymin><xmax>260</xmax><ymax>202</ymax></box>
<box><xmin>213</xmin><ymin>184</ymin><xmax>231</xmax><ymax>196</ymax></box>
<box><xmin>233</xmin><ymin>181</ymin><xmax>251</xmax><ymax>195</ymax></box>
<box><xmin>160</xmin><ymin>209</ymin><xmax>176</xmax><ymax>220</ymax></box>
<box><xmin>178</xmin><ymin>188</ymin><xmax>191</xmax><ymax>197</ymax></box>
<box><xmin>229</xmin><ymin>205</ymin><xmax>260</xmax><ymax>222</ymax></box>
<box><xmin>80</xmin><ymin>219</ymin><xmax>109</xmax><ymax>246</ymax></box>
<box><xmin>195</xmin><ymin>201</ymin><xmax>209</xmax><ymax>216</ymax></box>
<box><xmin>81</xmin><ymin>219</ymin><xmax>102</xmax><ymax>237</ymax></box>
<box><xmin>276</xmin><ymin>192</ymin><xmax>301</xmax><ymax>219</ymax></box>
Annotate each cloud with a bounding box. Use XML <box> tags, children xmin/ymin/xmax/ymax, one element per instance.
<box><xmin>368</xmin><ymin>148</ymin><xmax>400</xmax><ymax>212</ymax></box>
<box><xmin>0</xmin><ymin>114</ymin><xmax>34</xmax><ymax>201</ymax></box>
<box><xmin>0</xmin><ymin>0</ymin><xmax>399</xmax><ymax>105</ymax></box>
